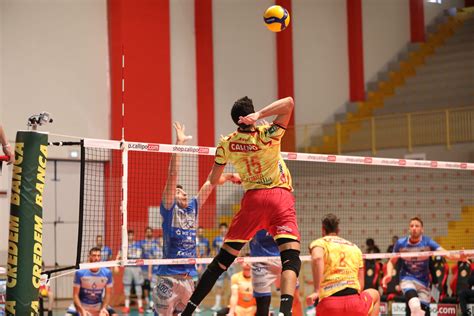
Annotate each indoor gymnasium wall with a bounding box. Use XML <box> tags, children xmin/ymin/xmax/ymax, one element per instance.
<box><xmin>213</xmin><ymin>0</ymin><xmax>277</xmax><ymax>141</ymax></box>
<box><xmin>362</xmin><ymin>0</ymin><xmax>410</xmax><ymax>84</ymax></box>
<box><xmin>424</xmin><ymin>0</ymin><xmax>465</xmax><ymax>26</ymax></box>
<box><xmin>0</xmin><ymin>0</ymin><xmax>468</xmax><ymax>263</ymax></box>
<box><xmin>292</xmin><ymin>0</ymin><xmax>349</xmax><ymax>142</ymax></box>
<box><xmin>0</xmin><ymin>0</ymin><xmax>109</xmax><ymax>264</ymax></box>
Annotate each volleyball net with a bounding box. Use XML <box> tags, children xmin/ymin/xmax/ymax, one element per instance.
<box><xmin>75</xmin><ymin>137</ymin><xmax>474</xmax><ymax>270</ymax></box>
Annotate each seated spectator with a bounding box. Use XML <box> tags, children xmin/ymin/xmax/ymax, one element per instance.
<box><xmin>459</xmin><ymin>261</ymin><xmax>474</xmax><ymax>316</ymax></box>
<box><xmin>386</xmin><ymin>236</ymin><xmax>398</xmax><ymax>253</ymax></box>
<box><xmin>366</xmin><ymin>238</ymin><xmax>380</xmax><ymax>254</ymax></box>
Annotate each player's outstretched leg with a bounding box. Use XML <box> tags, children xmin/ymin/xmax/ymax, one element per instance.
<box><xmin>278</xmin><ymin>239</ymin><xmax>301</xmax><ymax>316</ymax></box>
<box><xmin>181</xmin><ymin>243</ymin><xmax>243</xmax><ymax>316</ymax></box>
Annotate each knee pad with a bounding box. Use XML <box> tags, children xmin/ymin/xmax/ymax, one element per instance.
<box><xmin>405</xmin><ymin>289</ymin><xmax>419</xmax><ymax>302</ymax></box>
<box><xmin>209</xmin><ymin>248</ymin><xmax>237</xmax><ymax>272</ymax></box>
<box><xmin>280</xmin><ymin>249</ymin><xmax>301</xmax><ymax>277</ymax></box>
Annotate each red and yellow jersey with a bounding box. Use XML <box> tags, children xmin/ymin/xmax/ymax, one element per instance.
<box><xmin>309</xmin><ymin>236</ymin><xmax>363</xmax><ymax>300</ymax></box>
<box><xmin>215</xmin><ymin>124</ymin><xmax>292</xmax><ymax>191</ymax></box>
<box><xmin>231</xmin><ymin>271</ymin><xmax>256</xmax><ymax>308</ymax></box>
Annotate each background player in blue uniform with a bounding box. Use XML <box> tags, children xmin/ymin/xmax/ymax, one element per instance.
<box><xmin>117</xmin><ymin>230</ymin><xmax>145</xmax><ymax>313</ymax></box>
<box><xmin>211</xmin><ymin>222</ymin><xmax>231</xmax><ymax>311</ymax></box>
<box><xmin>382</xmin><ymin>217</ymin><xmax>463</xmax><ymax>316</ymax></box>
<box><xmin>139</xmin><ymin>226</ymin><xmax>162</xmax><ymax>312</ymax></box>
<box><xmin>95</xmin><ymin>235</ymin><xmax>112</xmax><ymax>261</ymax></box>
<box><xmin>250</xmin><ymin>229</ymin><xmax>302</xmax><ymax>316</ymax></box>
<box><xmin>66</xmin><ymin>247</ymin><xmax>116</xmax><ymax>316</ymax></box>
<box><xmin>152</xmin><ymin>122</ymin><xmax>238</xmax><ymax>316</ymax></box>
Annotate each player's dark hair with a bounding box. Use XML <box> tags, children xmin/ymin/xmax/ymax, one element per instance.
<box><xmin>219</xmin><ymin>222</ymin><xmax>228</xmax><ymax>228</ymax></box>
<box><xmin>231</xmin><ymin>96</ymin><xmax>255</xmax><ymax>129</ymax></box>
<box><xmin>410</xmin><ymin>216</ymin><xmax>424</xmax><ymax>227</ymax></box>
<box><xmin>89</xmin><ymin>247</ymin><xmax>102</xmax><ymax>255</ymax></box>
<box><xmin>176</xmin><ymin>184</ymin><xmax>184</xmax><ymax>190</ymax></box>
<box><xmin>127</xmin><ymin>229</ymin><xmax>134</xmax><ymax>234</ymax></box>
<box><xmin>321</xmin><ymin>213</ymin><xmax>340</xmax><ymax>234</ymax></box>
<box><xmin>366</xmin><ymin>238</ymin><xmax>375</xmax><ymax>246</ymax></box>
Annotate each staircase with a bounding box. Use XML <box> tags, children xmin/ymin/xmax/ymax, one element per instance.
<box><xmin>314</xmin><ymin>7</ymin><xmax>474</xmax><ymax>154</ymax></box>
<box><xmin>435</xmin><ymin>206</ymin><xmax>474</xmax><ymax>250</ymax></box>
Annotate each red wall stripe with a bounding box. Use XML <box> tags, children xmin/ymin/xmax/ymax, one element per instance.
<box><xmin>276</xmin><ymin>0</ymin><xmax>296</xmax><ymax>152</ymax></box>
<box><xmin>409</xmin><ymin>0</ymin><xmax>425</xmax><ymax>43</ymax></box>
<box><xmin>195</xmin><ymin>0</ymin><xmax>216</xmax><ymax>228</ymax></box>
<box><xmin>347</xmin><ymin>0</ymin><xmax>365</xmax><ymax>102</ymax></box>
<box><xmin>107</xmin><ymin>0</ymin><xmax>172</xmax><ymax>252</ymax></box>
<box><xmin>109</xmin><ymin>0</ymin><xmax>172</xmax><ymax>143</ymax></box>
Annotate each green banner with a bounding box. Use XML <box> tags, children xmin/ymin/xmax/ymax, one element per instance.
<box><xmin>6</xmin><ymin>131</ymin><xmax>48</xmax><ymax>315</ymax></box>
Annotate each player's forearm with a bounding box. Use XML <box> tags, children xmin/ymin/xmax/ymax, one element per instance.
<box><xmin>257</xmin><ymin>97</ymin><xmax>294</xmax><ymax>120</ymax></box>
<box><xmin>228</xmin><ymin>290</ymin><xmax>238</xmax><ymax>315</ymax></box>
<box><xmin>73</xmin><ymin>294</ymin><xmax>85</xmax><ymax>314</ymax></box>
<box><xmin>0</xmin><ymin>125</ymin><xmax>8</xmax><ymax>146</ymax></box>
<box><xmin>311</xmin><ymin>258</ymin><xmax>323</xmax><ymax>292</ymax></box>
<box><xmin>386</xmin><ymin>260</ymin><xmax>394</xmax><ymax>278</ymax></box>
<box><xmin>101</xmin><ymin>289</ymin><xmax>111</xmax><ymax>310</ymax></box>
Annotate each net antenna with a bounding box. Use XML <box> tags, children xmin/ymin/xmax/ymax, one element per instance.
<box><xmin>27</xmin><ymin>112</ymin><xmax>54</xmax><ymax>130</ymax></box>
<box><xmin>120</xmin><ymin>46</ymin><xmax>129</xmax><ymax>263</ymax></box>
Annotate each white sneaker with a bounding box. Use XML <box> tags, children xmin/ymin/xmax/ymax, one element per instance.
<box><xmin>211</xmin><ymin>305</ymin><xmax>221</xmax><ymax>311</ymax></box>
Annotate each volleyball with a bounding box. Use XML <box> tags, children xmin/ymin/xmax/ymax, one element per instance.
<box><xmin>263</xmin><ymin>5</ymin><xmax>290</xmax><ymax>32</ymax></box>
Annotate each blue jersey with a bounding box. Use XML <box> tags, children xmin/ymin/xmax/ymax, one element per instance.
<box><xmin>212</xmin><ymin>236</ymin><xmax>225</xmax><ymax>253</ymax></box>
<box><xmin>393</xmin><ymin>235</ymin><xmax>440</xmax><ymax>286</ymax></box>
<box><xmin>127</xmin><ymin>241</ymin><xmax>143</xmax><ymax>260</ymax></box>
<box><xmin>73</xmin><ymin>268</ymin><xmax>113</xmax><ymax>306</ymax></box>
<box><xmin>197</xmin><ymin>236</ymin><xmax>210</xmax><ymax>257</ymax></box>
<box><xmin>100</xmin><ymin>246</ymin><xmax>112</xmax><ymax>261</ymax></box>
<box><xmin>139</xmin><ymin>238</ymin><xmax>162</xmax><ymax>272</ymax></box>
<box><xmin>250</xmin><ymin>230</ymin><xmax>279</xmax><ymax>257</ymax></box>
<box><xmin>157</xmin><ymin>197</ymin><xmax>198</xmax><ymax>276</ymax></box>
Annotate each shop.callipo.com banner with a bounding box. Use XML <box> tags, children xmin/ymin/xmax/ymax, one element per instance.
<box><xmin>391</xmin><ymin>303</ymin><xmax>457</xmax><ymax>316</ymax></box>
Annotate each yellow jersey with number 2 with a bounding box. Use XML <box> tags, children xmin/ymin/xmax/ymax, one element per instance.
<box><xmin>215</xmin><ymin>124</ymin><xmax>292</xmax><ymax>191</ymax></box>
<box><xmin>309</xmin><ymin>235</ymin><xmax>363</xmax><ymax>300</ymax></box>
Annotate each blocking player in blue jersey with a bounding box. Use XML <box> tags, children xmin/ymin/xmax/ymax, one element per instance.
<box><xmin>66</xmin><ymin>247</ymin><xmax>116</xmax><ymax>316</ymax></box>
<box><xmin>152</xmin><ymin>122</ymin><xmax>239</xmax><ymax>316</ymax></box>
<box><xmin>382</xmin><ymin>217</ymin><xmax>462</xmax><ymax>316</ymax></box>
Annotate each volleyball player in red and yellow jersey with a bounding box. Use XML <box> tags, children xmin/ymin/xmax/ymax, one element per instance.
<box><xmin>183</xmin><ymin>96</ymin><xmax>300</xmax><ymax>316</ymax></box>
<box><xmin>307</xmin><ymin>214</ymin><xmax>380</xmax><ymax>316</ymax></box>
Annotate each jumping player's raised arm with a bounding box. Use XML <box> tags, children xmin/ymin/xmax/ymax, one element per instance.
<box><xmin>238</xmin><ymin>97</ymin><xmax>294</xmax><ymax>128</ymax></box>
<box><xmin>162</xmin><ymin>122</ymin><xmax>192</xmax><ymax>209</ymax></box>
<box><xmin>197</xmin><ymin>172</ymin><xmax>240</xmax><ymax>205</ymax></box>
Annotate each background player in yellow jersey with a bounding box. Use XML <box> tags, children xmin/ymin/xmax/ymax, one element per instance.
<box><xmin>182</xmin><ymin>96</ymin><xmax>300</xmax><ymax>316</ymax></box>
<box><xmin>307</xmin><ymin>213</ymin><xmax>380</xmax><ymax>316</ymax></box>
<box><xmin>228</xmin><ymin>261</ymin><xmax>257</xmax><ymax>316</ymax></box>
